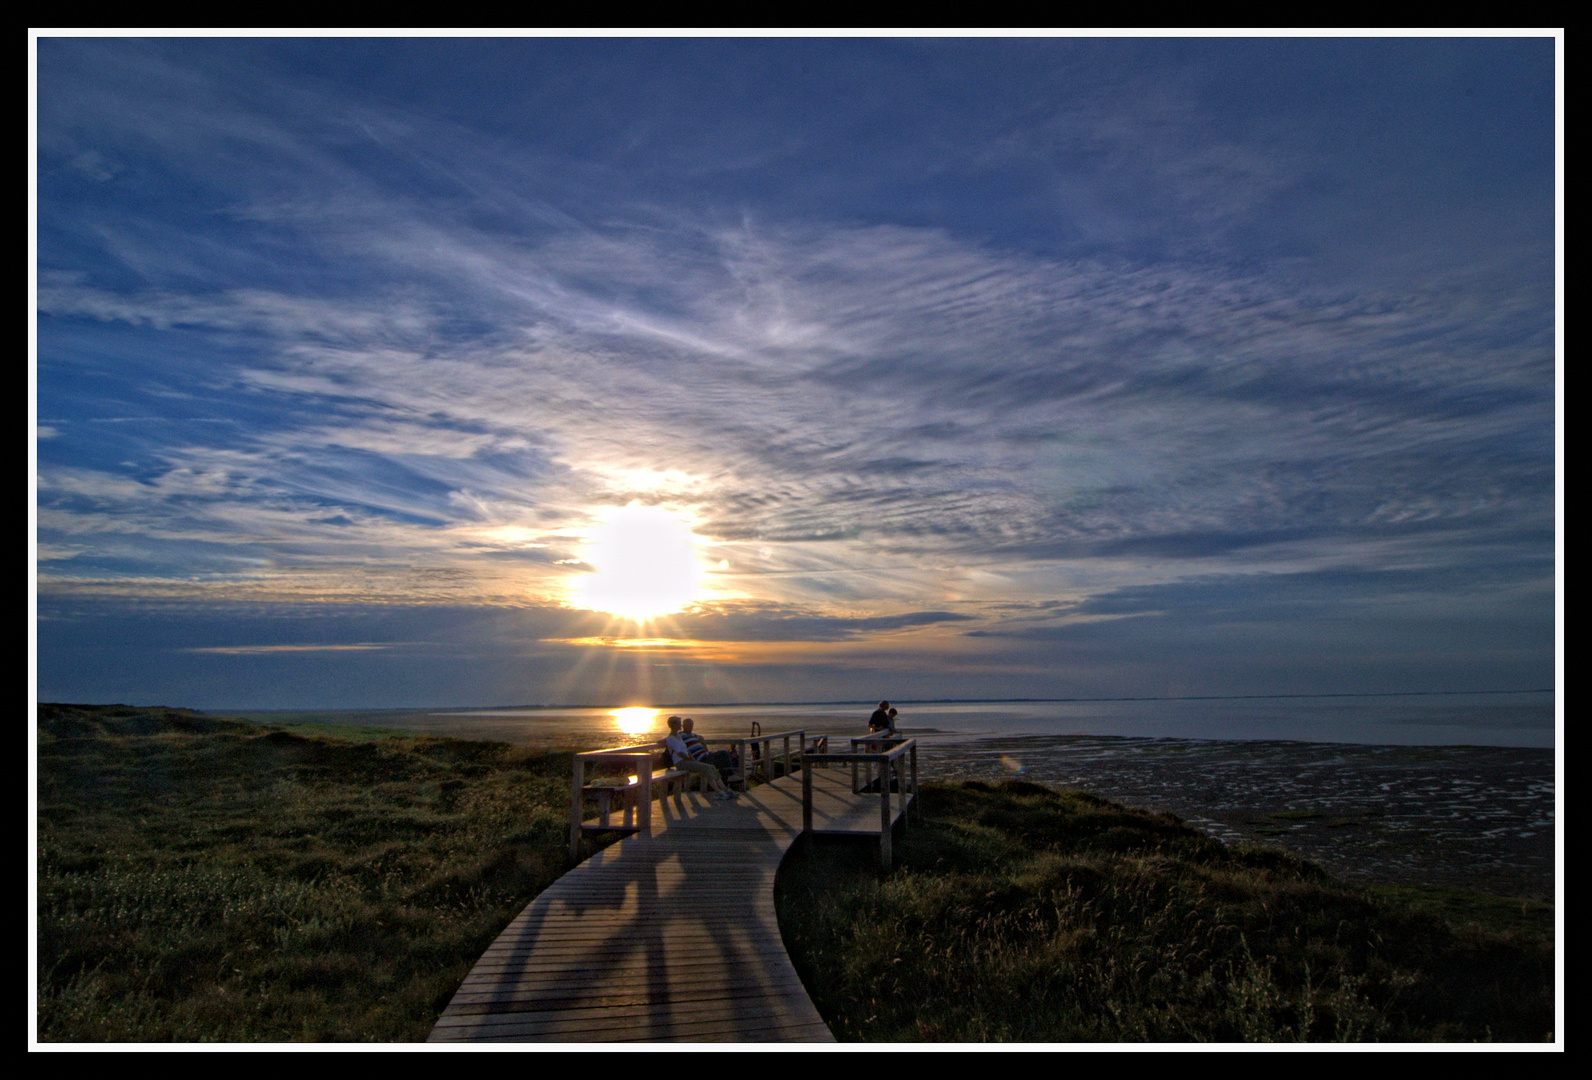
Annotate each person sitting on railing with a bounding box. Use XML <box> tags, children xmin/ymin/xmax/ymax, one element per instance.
<box><xmin>666</xmin><ymin>716</ymin><xmax>737</xmax><ymax>801</ymax></box>
<box><xmin>681</xmin><ymin>717</ymin><xmax>739</xmax><ymax>778</ymax></box>
<box><xmin>868</xmin><ymin>700</ymin><xmax>897</xmax><ymax>736</ymax></box>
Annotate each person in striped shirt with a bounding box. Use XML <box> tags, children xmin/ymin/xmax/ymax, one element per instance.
<box><xmin>665</xmin><ymin>715</ymin><xmax>736</xmax><ymax>800</ymax></box>
<box><xmin>681</xmin><ymin>717</ymin><xmax>739</xmax><ymax>779</ymax></box>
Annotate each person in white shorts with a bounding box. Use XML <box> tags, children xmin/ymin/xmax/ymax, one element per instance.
<box><xmin>665</xmin><ymin>715</ymin><xmax>736</xmax><ymax>800</ymax></box>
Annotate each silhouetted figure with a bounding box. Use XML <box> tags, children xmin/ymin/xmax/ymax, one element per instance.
<box><xmin>868</xmin><ymin>700</ymin><xmax>895</xmax><ymax>735</ymax></box>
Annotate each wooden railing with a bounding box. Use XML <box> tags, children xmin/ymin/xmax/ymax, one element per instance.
<box><xmin>700</xmin><ymin>728</ymin><xmax>824</xmax><ymax>789</ymax></box>
<box><xmin>799</xmin><ymin>737</ymin><xmax>918</xmax><ymax>870</ymax></box>
<box><xmin>567</xmin><ymin>730</ymin><xmax>826</xmax><ymax>861</ymax></box>
<box><xmin>569</xmin><ymin>743</ymin><xmax>663</xmax><ymax>860</ymax></box>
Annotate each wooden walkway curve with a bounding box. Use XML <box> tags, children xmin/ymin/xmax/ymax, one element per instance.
<box><xmin>429</xmin><ymin>766</ymin><xmax>910</xmax><ymax>1043</ymax></box>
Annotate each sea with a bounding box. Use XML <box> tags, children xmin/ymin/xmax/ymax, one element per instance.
<box><xmin>250</xmin><ymin>691</ymin><xmax>1557</xmax><ymax>898</ymax></box>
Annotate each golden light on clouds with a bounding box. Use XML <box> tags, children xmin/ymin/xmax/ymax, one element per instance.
<box><xmin>548</xmin><ymin>632</ymin><xmax>984</xmax><ymax>667</ymax></box>
<box><xmin>571</xmin><ymin>504</ymin><xmax>703</xmax><ymax>621</ymax></box>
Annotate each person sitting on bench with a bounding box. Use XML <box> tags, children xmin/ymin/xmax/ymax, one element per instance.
<box><xmin>665</xmin><ymin>715</ymin><xmax>736</xmax><ymax>800</ymax></box>
<box><xmin>681</xmin><ymin>717</ymin><xmax>739</xmax><ymax>778</ymax></box>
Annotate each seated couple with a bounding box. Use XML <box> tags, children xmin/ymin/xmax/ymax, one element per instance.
<box><xmin>665</xmin><ymin>715</ymin><xmax>738</xmax><ymax>801</ymax></box>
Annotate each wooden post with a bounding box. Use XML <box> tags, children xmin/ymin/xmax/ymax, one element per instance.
<box><xmin>802</xmin><ymin>757</ymin><xmax>813</xmax><ymax>837</ymax></box>
<box><xmin>569</xmin><ymin>756</ymin><xmax>586</xmax><ymax>862</ymax></box>
<box><xmin>910</xmin><ymin>740</ymin><xmax>919</xmax><ymax>821</ymax></box>
<box><xmin>637</xmin><ymin>755</ymin><xmax>652</xmax><ymax>837</ymax></box>
<box><xmin>879</xmin><ymin>754</ymin><xmax>893</xmax><ymax>871</ymax></box>
<box><xmin>895</xmin><ymin>752</ymin><xmax>905</xmax><ymax>821</ymax></box>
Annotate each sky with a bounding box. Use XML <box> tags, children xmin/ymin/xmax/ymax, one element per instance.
<box><xmin>32</xmin><ymin>34</ymin><xmax>1560</xmax><ymax>711</ymax></box>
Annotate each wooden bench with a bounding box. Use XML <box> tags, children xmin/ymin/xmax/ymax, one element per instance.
<box><xmin>571</xmin><ymin>743</ymin><xmax>737</xmax><ymax>858</ymax></box>
<box><xmin>581</xmin><ymin>764</ymin><xmax>704</xmax><ymax>826</ymax></box>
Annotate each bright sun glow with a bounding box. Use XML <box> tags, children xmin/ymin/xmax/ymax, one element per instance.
<box><xmin>611</xmin><ymin>706</ymin><xmax>658</xmax><ymax>737</ymax></box>
<box><xmin>574</xmin><ymin>505</ymin><xmax>702</xmax><ymax>620</ymax></box>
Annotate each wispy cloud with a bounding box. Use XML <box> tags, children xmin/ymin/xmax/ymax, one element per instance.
<box><xmin>40</xmin><ymin>213</ymin><xmax>1550</xmax><ymax>599</ymax></box>
<box><xmin>35</xmin><ymin>38</ymin><xmax>1555</xmax><ymax>704</ymax></box>
<box><xmin>184</xmin><ymin>643</ymin><xmax>393</xmax><ymax>655</ymax></box>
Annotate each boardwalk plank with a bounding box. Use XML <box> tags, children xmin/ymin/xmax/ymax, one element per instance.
<box><xmin>433</xmin><ymin>992</ymin><xmax>824</xmax><ymax>1031</ymax></box>
<box><xmin>446</xmin><ymin>976</ymin><xmax>812</xmax><ymax>1011</ymax></box>
<box><xmin>429</xmin><ymin>766</ymin><xmax>909</xmax><ymax>1043</ymax></box>
<box><xmin>433</xmin><ymin>1001</ymin><xmax>831</xmax><ymax>1039</ymax></box>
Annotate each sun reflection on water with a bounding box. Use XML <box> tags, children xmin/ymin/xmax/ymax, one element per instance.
<box><xmin>611</xmin><ymin>707</ymin><xmax>659</xmax><ymax>738</ymax></box>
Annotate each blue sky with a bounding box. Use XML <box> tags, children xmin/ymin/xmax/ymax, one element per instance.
<box><xmin>33</xmin><ymin>35</ymin><xmax>1559</xmax><ymax>711</ymax></box>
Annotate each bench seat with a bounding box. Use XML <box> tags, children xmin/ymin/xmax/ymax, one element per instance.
<box><xmin>582</xmin><ymin>758</ymin><xmax>753</xmax><ymax>822</ymax></box>
<box><xmin>580</xmin><ymin>766</ymin><xmax>700</xmax><ymax>829</ymax></box>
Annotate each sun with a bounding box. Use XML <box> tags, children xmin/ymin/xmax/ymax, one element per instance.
<box><xmin>573</xmin><ymin>505</ymin><xmax>703</xmax><ymax>621</ymax></box>
<box><xmin>611</xmin><ymin>707</ymin><xmax>659</xmax><ymax>737</ymax></box>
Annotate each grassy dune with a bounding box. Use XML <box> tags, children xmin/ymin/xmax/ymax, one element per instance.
<box><xmin>37</xmin><ymin>703</ymin><xmax>586</xmax><ymax>1042</ymax></box>
<box><xmin>775</xmin><ymin>781</ymin><xmax>1554</xmax><ymax>1042</ymax></box>
<box><xmin>36</xmin><ymin>705</ymin><xmax>1554</xmax><ymax>1042</ymax></box>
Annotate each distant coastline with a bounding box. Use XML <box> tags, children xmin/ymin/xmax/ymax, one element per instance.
<box><xmin>434</xmin><ymin>687</ymin><xmax>1556</xmax><ymax>713</ymax></box>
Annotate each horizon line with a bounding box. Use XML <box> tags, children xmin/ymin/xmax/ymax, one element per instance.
<box><xmin>213</xmin><ymin>687</ymin><xmax>1556</xmax><ymax>715</ymax></box>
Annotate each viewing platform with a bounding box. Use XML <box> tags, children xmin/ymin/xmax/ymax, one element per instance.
<box><xmin>429</xmin><ymin>735</ymin><xmax>917</xmax><ymax>1042</ymax></box>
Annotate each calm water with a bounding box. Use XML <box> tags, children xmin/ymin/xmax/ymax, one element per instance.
<box><xmin>251</xmin><ymin>691</ymin><xmax>1557</xmax><ymax>895</ymax></box>
<box><xmin>278</xmin><ymin>690</ymin><xmax>1554</xmax><ymax>751</ymax></box>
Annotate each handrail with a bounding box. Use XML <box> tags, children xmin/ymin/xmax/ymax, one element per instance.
<box><xmin>695</xmin><ymin>727</ymin><xmax>812</xmax><ymax>789</ymax></box>
<box><xmin>569</xmin><ymin>749</ymin><xmax>657</xmax><ymax>860</ymax></box>
<box><xmin>573</xmin><ymin>732</ymin><xmax>846</xmax><ymax>860</ymax></box>
<box><xmin>579</xmin><ymin>739</ymin><xmax>665</xmax><ymax>757</ymax></box>
<box><xmin>568</xmin><ymin>731</ymin><xmax>827</xmax><ymax>859</ymax></box>
<box><xmin>800</xmin><ymin>738</ymin><xmax>917</xmax><ymax>870</ymax></box>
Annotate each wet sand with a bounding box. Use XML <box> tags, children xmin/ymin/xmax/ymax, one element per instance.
<box><xmin>923</xmin><ymin>735</ymin><xmax>1555</xmax><ymax>900</ymax></box>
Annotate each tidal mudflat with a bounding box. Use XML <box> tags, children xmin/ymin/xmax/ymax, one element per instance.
<box><xmin>926</xmin><ymin>736</ymin><xmax>1554</xmax><ymax>899</ymax></box>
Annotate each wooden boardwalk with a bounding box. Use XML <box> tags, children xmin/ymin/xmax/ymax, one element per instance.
<box><xmin>429</xmin><ymin>765</ymin><xmax>909</xmax><ymax>1043</ymax></box>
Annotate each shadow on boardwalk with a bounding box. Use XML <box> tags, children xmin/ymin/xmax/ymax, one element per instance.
<box><xmin>430</xmin><ymin>768</ymin><xmax>908</xmax><ymax>1042</ymax></box>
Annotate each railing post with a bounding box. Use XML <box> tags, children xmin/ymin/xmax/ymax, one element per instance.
<box><xmin>637</xmin><ymin>755</ymin><xmax>652</xmax><ymax>837</ymax></box>
<box><xmin>879</xmin><ymin>754</ymin><xmax>893</xmax><ymax>871</ymax></box>
<box><xmin>569</xmin><ymin>755</ymin><xmax>586</xmax><ymax>862</ymax></box>
<box><xmin>910</xmin><ymin>740</ymin><xmax>919</xmax><ymax>820</ymax></box>
<box><xmin>802</xmin><ymin>757</ymin><xmax>813</xmax><ymax>837</ymax></box>
<box><xmin>895</xmin><ymin>752</ymin><xmax>905</xmax><ymax>821</ymax></box>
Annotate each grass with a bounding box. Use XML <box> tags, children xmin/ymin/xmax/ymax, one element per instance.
<box><xmin>37</xmin><ymin>706</ymin><xmax>1555</xmax><ymax>1043</ymax></box>
<box><xmin>36</xmin><ymin>703</ymin><xmax>598</xmax><ymax>1042</ymax></box>
<box><xmin>774</xmin><ymin>779</ymin><xmax>1555</xmax><ymax>1042</ymax></box>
